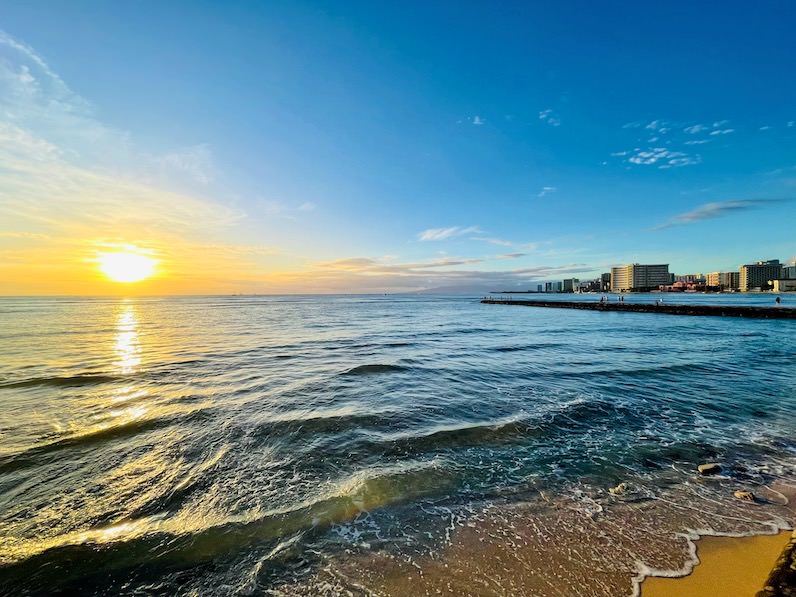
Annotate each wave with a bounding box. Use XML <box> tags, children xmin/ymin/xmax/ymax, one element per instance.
<box><xmin>493</xmin><ymin>343</ymin><xmax>565</xmax><ymax>353</ymax></box>
<box><xmin>341</xmin><ymin>364</ymin><xmax>409</xmax><ymax>376</ymax></box>
<box><xmin>0</xmin><ymin>409</ymin><xmax>210</xmax><ymax>474</ymax></box>
<box><xmin>0</xmin><ymin>374</ymin><xmax>122</xmax><ymax>390</ymax></box>
<box><xmin>0</xmin><ymin>461</ymin><xmax>455</xmax><ymax>593</ymax></box>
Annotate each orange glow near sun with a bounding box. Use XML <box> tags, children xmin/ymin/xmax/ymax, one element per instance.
<box><xmin>98</xmin><ymin>249</ymin><xmax>158</xmax><ymax>283</ymax></box>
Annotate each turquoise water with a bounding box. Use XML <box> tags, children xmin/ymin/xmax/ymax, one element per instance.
<box><xmin>1</xmin><ymin>295</ymin><xmax>794</xmax><ymax>595</ymax></box>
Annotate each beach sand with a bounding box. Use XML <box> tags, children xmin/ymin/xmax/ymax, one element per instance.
<box><xmin>641</xmin><ymin>531</ymin><xmax>791</xmax><ymax>597</ymax></box>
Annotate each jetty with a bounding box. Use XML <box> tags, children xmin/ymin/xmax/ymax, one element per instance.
<box><xmin>481</xmin><ymin>299</ymin><xmax>796</xmax><ymax>319</ymax></box>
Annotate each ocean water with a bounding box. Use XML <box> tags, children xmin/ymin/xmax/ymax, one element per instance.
<box><xmin>1</xmin><ymin>295</ymin><xmax>794</xmax><ymax>596</ymax></box>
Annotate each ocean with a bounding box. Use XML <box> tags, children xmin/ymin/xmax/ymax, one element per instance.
<box><xmin>1</xmin><ymin>295</ymin><xmax>794</xmax><ymax>596</ymax></box>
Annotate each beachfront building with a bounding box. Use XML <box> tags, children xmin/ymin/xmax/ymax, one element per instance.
<box><xmin>706</xmin><ymin>271</ymin><xmax>740</xmax><ymax>290</ymax></box>
<box><xmin>562</xmin><ymin>278</ymin><xmax>579</xmax><ymax>293</ymax></box>
<box><xmin>773</xmin><ymin>279</ymin><xmax>796</xmax><ymax>292</ymax></box>
<box><xmin>601</xmin><ymin>273</ymin><xmax>611</xmax><ymax>291</ymax></box>
<box><xmin>544</xmin><ymin>281</ymin><xmax>562</xmax><ymax>293</ymax></box>
<box><xmin>783</xmin><ymin>264</ymin><xmax>796</xmax><ymax>279</ymax></box>
<box><xmin>739</xmin><ymin>259</ymin><xmax>782</xmax><ymax>291</ymax></box>
<box><xmin>674</xmin><ymin>273</ymin><xmax>705</xmax><ymax>283</ymax></box>
<box><xmin>610</xmin><ymin>263</ymin><xmax>670</xmax><ymax>292</ymax></box>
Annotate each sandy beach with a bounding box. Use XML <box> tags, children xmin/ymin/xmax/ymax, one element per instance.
<box><xmin>642</xmin><ymin>531</ymin><xmax>791</xmax><ymax>597</ymax></box>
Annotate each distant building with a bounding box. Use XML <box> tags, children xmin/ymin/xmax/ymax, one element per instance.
<box><xmin>674</xmin><ymin>273</ymin><xmax>705</xmax><ymax>283</ymax></box>
<box><xmin>544</xmin><ymin>281</ymin><xmax>562</xmax><ymax>293</ymax></box>
<box><xmin>610</xmin><ymin>263</ymin><xmax>670</xmax><ymax>292</ymax></box>
<box><xmin>706</xmin><ymin>271</ymin><xmax>739</xmax><ymax>290</ymax></box>
<box><xmin>537</xmin><ymin>284</ymin><xmax>543</xmax><ymax>293</ymax></box>
<box><xmin>783</xmin><ymin>265</ymin><xmax>796</xmax><ymax>280</ymax></box>
<box><xmin>562</xmin><ymin>278</ymin><xmax>579</xmax><ymax>293</ymax></box>
<box><xmin>739</xmin><ymin>260</ymin><xmax>781</xmax><ymax>291</ymax></box>
<box><xmin>773</xmin><ymin>279</ymin><xmax>796</xmax><ymax>292</ymax></box>
<box><xmin>600</xmin><ymin>273</ymin><xmax>611</xmax><ymax>291</ymax></box>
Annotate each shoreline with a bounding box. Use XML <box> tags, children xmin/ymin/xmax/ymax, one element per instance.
<box><xmin>639</xmin><ymin>530</ymin><xmax>793</xmax><ymax>597</ymax></box>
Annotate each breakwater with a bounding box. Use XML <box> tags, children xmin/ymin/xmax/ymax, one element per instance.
<box><xmin>481</xmin><ymin>299</ymin><xmax>796</xmax><ymax>319</ymax></box>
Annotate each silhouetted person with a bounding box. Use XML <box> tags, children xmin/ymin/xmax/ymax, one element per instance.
<box><xmin>775</xmin><ymin>296</ymin><xmax>782</xmax><ymax>305</ymax></box>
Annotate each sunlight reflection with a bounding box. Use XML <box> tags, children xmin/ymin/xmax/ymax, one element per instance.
<box><xmin>114</xmin><ymin>303</ymin><xmax>141</xmax><ymax>374</ymax></box>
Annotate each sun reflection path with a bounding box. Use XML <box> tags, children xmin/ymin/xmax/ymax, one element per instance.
<box><xmin>114</xmin><ymin>304</ymin><xmax>141</xmax><ymax>374</ymax></box>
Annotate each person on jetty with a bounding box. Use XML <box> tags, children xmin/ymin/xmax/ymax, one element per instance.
<box><xmin>776</xmin><ymin>296</ymin><xmax>782</xmax><ymax>305</ymax></box>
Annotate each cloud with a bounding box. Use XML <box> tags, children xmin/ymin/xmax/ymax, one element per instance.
<box><xmin>759</xmin><ymin>126</ymin><xmax>772</xmax><ymax>131</ymax></box>
<box><xmin>298</xmin><ymin>201</ymin><xmax>316</xmax><ymax>212</ymax></box>
<box><xmin>684</xmin><ymin>124</ymin><xmax>709</xmax><ymax>134</ymax></box>
<box><xmin>305</xmin><ymin>255</ymin><xmax>597</xmax><ymax>293</ymax></box>
<box><xmin>537</xmin><ymin>186</ymin><xmax>557</xmax><ymax>197</ymax></box>
<box><xmin>627</xmin><ymin>147</ymin><xmax>700</xmax><ymax>167</ymax></box>
<box><xmin>470</xmin><ymin>237</ymin><xmax>514</xmax><ymax>247</ymax></box>
<box><xmin>472</xmin><ymin>115</ymin><xmax>485</xmax><ymax>125</ymax></box>
<box><xmin>644</xmin><ymin>119</ymin><xmax>670</xmax><ymax>133</ymax></box>
<box><xmin>539</xmin><ymin>109</ymin><xmax>561</xmax><ymax>127</ymax></box>
<box><xmin>417</xmin><ymin>226</ymin><xmax>480</xmax><ymax>241</ymax></box>
<box><xmin>684</xmin><ymin>139</ymin><xmax>711</xmax><ymax>145</ymax></box>
<box><xmin>710</xmin><ymin>128</ymin><xmax>735</xmax><ymax>136</ymax></box>
<box><xmin>157</xmin><ymin>144</ymin><xmax>215</xmax><ymax>184</ymax></box>
<box><xmin>653</xmin><ymin>199</ymin><xmax>785</xmax><ymax>230</ymax></box>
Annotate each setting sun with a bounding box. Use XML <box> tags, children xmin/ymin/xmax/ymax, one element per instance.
<box><xmin>98</xmin><ymin>250</ymin><xmax>158</xmax><ymax>283</ymax></box>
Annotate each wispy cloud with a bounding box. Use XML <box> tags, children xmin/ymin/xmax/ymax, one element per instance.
<box><xmin>628</xmin><ymin>147</ymin><xmax>700</xmax><ymax>168</ymax></box>
<box><xmin>684</xmin><ymin>139</ymin><xmax>711</xmax><ymax>145</ymax></box>
<box><xmin>470</xmin><ymin>236</ymin><xmax>514</xmax><ymax>247</ymax></box>
<box><xmin>156</xmin><ymin>144</ymin><xmax>215</xmax><ymax>184</ymax></box>
<box><xmin>306</xmin><ymin>255</ymin><xmax>596</xmax><ymax>292</ymax></box>
<box><xmin>539</xmin><ymin>109</ymin><xmax>561</xmax><ymax>127</ymax></box>
<box><xmin>710</xmin><ymin>128</ymin><xmax>735</xmax><ymax>136</ymax></box>
<box><xmin>684</xmin><ymin>124</ymin><xmax>709</xmax><ymax>134</ymax></box>
<box><xmin>653</xmin><ymin>199</ymin><xmax>785</xmax><ymax>230</ymax></box>
<box><xmin>472</xmin><ymin>115</ymin><xmax>485</xmax><ymax>125</ymax></box>
<box><xmin>537</xmin><ymin>186</ymin><xmax>557</xmax><ymax>197</ymax></box>
<box><xmin>417</xmin><ymin>226</ymin><xmax>480</xmax><ymax>241</ymax></box>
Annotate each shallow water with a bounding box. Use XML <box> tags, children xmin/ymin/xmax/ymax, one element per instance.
<box><xmin>0</xmin><ymin>295</ymin><xmax>794</xmax><ymax>595</ymax></box>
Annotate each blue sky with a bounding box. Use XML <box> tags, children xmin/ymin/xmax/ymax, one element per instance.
<box><xmin>1</xmin><ymin>1</ymin><xmax>795</xmax><ymax>293</ymax></box>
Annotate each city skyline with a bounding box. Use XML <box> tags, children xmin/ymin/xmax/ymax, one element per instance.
<box><xmin>1</xmin><ymin>2</ymin><xmax>796</xmax><ymax>294</ymax></box>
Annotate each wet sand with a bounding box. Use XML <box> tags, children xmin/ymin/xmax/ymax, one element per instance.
<box><xmin>642</xmin><ymin>531</ymin><xmax>791</xmax><ymax>597</ymax></box>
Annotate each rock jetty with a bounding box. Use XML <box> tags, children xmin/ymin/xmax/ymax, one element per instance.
<box><xmin>481</xmin><ymin>299</ymin><xmax>796</xmax><ymax>319</ymax></box>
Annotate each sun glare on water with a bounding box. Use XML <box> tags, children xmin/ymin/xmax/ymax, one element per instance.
<box><xmin>98</xmin><ymin>250</ymin><xmax>158</xmax><ymax>283</ymax></box>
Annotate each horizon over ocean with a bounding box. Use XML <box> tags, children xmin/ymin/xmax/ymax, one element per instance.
<box><xmin>1</xmin><ymin>294</ymin><xmax>795</xmax><ymax>596</ymax></box>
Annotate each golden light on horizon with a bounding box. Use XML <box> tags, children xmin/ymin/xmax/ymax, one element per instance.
<box><xmin>98</xmin><ymin>249</ymin><xmax>158</xmax><ymax>283</ymax></box>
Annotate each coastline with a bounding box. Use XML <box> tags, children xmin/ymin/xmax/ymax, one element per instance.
<box><xmin>640</xmin><ymin>531</ymin><xmax>792</xmax><ymax>597</ymax></box>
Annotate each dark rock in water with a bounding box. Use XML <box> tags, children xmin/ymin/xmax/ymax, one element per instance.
<box><xmin>698</xmin><ymin>463</ymin><xmax>722</xmax><ymax>475</ymax></box>
<box><xmin>756</xmin><ymin>531</ymin><xmax>796</xmax><ymax>597</ymax></box>
<box><xmin>734</xmin><ymin>490</ymin><xmax>755</xmax><ymax>502</ymax></box>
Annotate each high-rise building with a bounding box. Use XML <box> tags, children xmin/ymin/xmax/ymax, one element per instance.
<box><xmin>739</xmin><ymin>260</ymin><xmax>782</xmax><ymax>291</ymax></box>
<box><xmin>610</xmin><ymin>264</ymin><xmax>670</xmax><ymax>292</ymax></box>
<box><xmin>674</xmin><ymin>273</ymin><xmax>705</xmax><ymax>283</ymax></box>
<box><xmin>562</xmin><ymin>278</ymin><xmax>579</xmax><ymax>293</ymax></box>
<box><xmin>706</xmin><ymin>271</ymin><xmax>740</xmax><ymax>289</ymax></box>
<box><xmin>600</xmin><ymin>273</ymin><xmax>611</xmax><ymax>291</ymax></box>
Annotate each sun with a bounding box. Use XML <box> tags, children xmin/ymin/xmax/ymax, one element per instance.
<box><xmin>98</xmin><ymin>250</ymin><xmax>158</xmax><ymax>283</ymax></box>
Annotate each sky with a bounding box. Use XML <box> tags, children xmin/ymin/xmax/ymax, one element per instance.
<box><xmin>1</xmin><ymin>0</ymin><xmax>795</xmax><ymax>294</ymax></box>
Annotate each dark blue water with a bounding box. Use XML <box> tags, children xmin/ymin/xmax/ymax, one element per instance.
<box><xmin>1</xmin><ymin>295</ymin><xmax>794</xmax><ymax>596</ymax></box>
